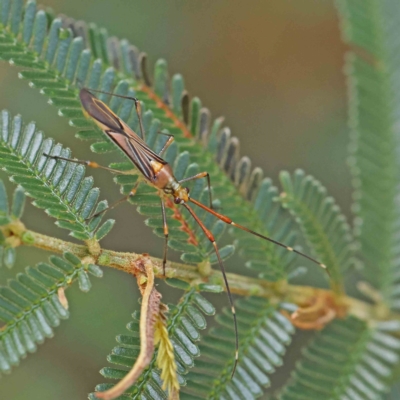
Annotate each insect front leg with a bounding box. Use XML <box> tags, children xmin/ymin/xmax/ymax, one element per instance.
<box><xmin>179</xmin><ymin>172</ymin><xmax>213</xmax><ymax>209</ymax></box>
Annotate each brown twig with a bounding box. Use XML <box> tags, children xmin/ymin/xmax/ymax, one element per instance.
<box><xmin>95</xmin><ymin>257</ymin><xmax>162</xmax><ymax>400</ymax></box>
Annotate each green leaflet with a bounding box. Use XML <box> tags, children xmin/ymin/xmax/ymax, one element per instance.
<box><xmin>387</xmin><ymin>382</ymin><xmax>400</xmax><ymax>400</ymax></box>
<box><xmin>280</xmin><ymin>170</ymin><xmax>357</xmax><ymax>290</ymax></box>
<box><xmin>0</xmin><ymin>0</ymin><xmax>302</xmax><ymax>281</ymax></box>
<box><xmin>279</xmin><ymin>317</ymin><xmax>400</xmax><ymax>400</ymax></box>
<box><xmin>182</xmin><ymin>297</ymin><xmax>294</xmax><ymax>400</ymax></box>
<box><xmin>0</xmin><ymin>1</ymin><xmax>400</xmax><ymax>399</ymax></box>
<box><xmin>336</xmin><ymin>1</ymin><xmax>400</xmax><ymax>304</ymax></box>
<box><xmin>0</xmin><ymin>253</ymin><xmax>102</xmax><ymax>373</ymax></box>
<box><xmin>0</xmin><ymin>110</ymin><xmax>113</xmax><ymax>240</ymax></box>
<box><xmin>90</xmin><ymin>289</ymin><xmax>214</xmax><ymax>399</ymax></box>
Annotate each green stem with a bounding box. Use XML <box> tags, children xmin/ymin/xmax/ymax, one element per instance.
<box><xmin>12</xmin><ymin>226</ymin><xmax>399</xmax><ymax>326</ymax></box>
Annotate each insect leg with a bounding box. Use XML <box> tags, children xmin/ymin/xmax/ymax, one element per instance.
<box><xmin>181</xmin><ymin>202</ymin><xmax>239</xmax><ymax>377</ymax></box>
<box><xmin>157</xmin><ymin>132</ymin><xmax>175</xmax><ymax>156</ymax></box>
<box><xmin>179</xmin><ymin>172</ymin><xmax>213</xmax><ymax>209</ymax></box>
<box><xmin>161</xmin><ymin>199</ymin><xmax>169</xmax><ymax>276</ymax></box>
<box><xmin>43</xmin><ymin>154</ymin><xmax>125</xmax><ymax>174</ymax></box>
<box><xmin>134</xmin><ymin>100</ymin><xmax>145</xmax><ymax>141</ymax></box>
<box><xmin>87</xmin><ymin>181</ymin><xmax>140</xmax><ymax>220</ymax></box>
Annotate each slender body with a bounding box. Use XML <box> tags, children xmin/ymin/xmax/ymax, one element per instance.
<box><xmin>80</xmin><ymin>89</ymin><xmax>195</xmax><ymax>202</ymax></box>
<box><xmin>48</xmin><ymin>88</ymin><xmax>328</xmax><ymax>378</ymax></box>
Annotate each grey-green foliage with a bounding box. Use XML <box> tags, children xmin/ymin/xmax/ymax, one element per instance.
<box><xmin>0</xmin><ymin>109</ymin><xmax>113</xmax><ymax>240</ymax></box>
<box><xmin>336</xmin><ymin>0</ymin><xmax>400</xmax><ymax>305</ymax></box>
<box><xmin>0</xmin><ymin>0</ymin><xmax>301</xmax><ymax>283</ymax></box>
<box><xmin>280</xmin><ymin>170</ymin><xmax>357</xmax><ymax>288</ymax></box>
<box><xmin>0</xmin><ymin>0</ymin><xmax>399</xmax><ymax>399</ymax></box>
<box><xmin>279</xmin><ymin>317</ymin><xmax>400</xmax><ymax>400</ymax></box>
<box><xmin>90</xmin><ymin>288</ymin><xmax>215</xmax><ymax>399</ymax></box>
<box><xmin>387</xmin><ymin>381</ymin><xmax>400</xmax><ymax>400</ymax></box>
<box><xmin>0</xmin><ymin>182</ymin><xmax>25</xmax><ymax>268</ymax></box>
<box><xmin>182</xmin><ymin>298</ymin><xmax>294</xmax><ymax>400</ymax></box>
<box><xmin>276</xmin><ymin>0</ymin><xmax>400</xmax><ymax>397</ymax></box>
<box><xmin>93</xmin><ymin>281</ymin><xmax>296</xmax><ymax>400</ymax></box>
<box><xmin>0</xmin><ymin>251</ymin><xmax>102</xmax><ymax>374</ymax></box>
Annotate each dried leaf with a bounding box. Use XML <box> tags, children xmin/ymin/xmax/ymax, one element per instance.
<box><xmin>95</xmin><ymin>259</ymin><xmax>161</xmax><ymax>400</ymax></box>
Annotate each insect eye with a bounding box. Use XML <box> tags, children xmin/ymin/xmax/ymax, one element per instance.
<box><xmin>185</xmin><ymin>187</ymin><xmax>190</xmax><ymax>194</ymax></box>
<box><xmin>174</xmin><ymin>197</ymin><xmax>181</xmax><ymax>204</ymax></box>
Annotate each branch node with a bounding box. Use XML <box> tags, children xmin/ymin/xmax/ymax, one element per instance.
<box><xmin>85</xmin><ymin>238</ymin><xmax>101</xmax><ymax>256</ymax></box>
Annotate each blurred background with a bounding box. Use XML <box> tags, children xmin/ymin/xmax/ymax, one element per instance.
<box><xmin>0</xmin><ymin>0</ymin><xmax>349</xmax><ymax>398</ymax></box>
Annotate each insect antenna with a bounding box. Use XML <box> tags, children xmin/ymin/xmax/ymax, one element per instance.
<box><xmin>189</xmin><ymin>197</ymin><xmax>329</xmax><ymax>275</ymax></box>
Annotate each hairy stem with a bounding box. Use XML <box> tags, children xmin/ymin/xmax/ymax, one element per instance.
<box><xmin>13</xmin><ymin>226</ymin><xmax>399</xmax><ymax>326</ymax></box>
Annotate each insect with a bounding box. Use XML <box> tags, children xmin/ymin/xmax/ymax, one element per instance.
<box><xmin>45</xmin><ymin>88</ymin><xmax>328</xmax><ymax>377</ymax></box>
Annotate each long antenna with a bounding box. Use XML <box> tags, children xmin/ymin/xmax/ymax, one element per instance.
<box><xmin>189</xmin><ymin>197</ymin><xmax>329</xmax><ymax>274</ymax></box>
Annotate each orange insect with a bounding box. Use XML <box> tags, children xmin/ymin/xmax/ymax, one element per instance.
<box><xmin>46</xmin><ymin>88</ymin><xmax>328</xmax><ymax>376</ymax></box>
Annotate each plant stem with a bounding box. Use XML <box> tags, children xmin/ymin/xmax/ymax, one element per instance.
<box><xmin>16</xmin><ymin>228</ymin><xmax>399</xmax><ymax>325</ymax></box>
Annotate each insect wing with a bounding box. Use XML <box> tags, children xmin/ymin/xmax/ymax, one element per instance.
<box><xmin>120</xmin><ymin>118</ymin><xmax>166</xmax><ymax>162</ymax></box>
<box><xmin>80</xmin><ymin>89</ymin><xmax>166</xmax><ymax>181</ymax></box>
<box><xmin>108</xmin><ymin>128</ymin><xmax>156</xmax><ymax>180</ymax></box>
<box><xmin>80</xmin><ymin>89</ymin><xmax>123</xmax><ymax>132</ymax></box>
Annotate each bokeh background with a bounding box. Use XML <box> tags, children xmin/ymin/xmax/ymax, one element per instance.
<box><xmin>0</xmin><ymin>0</ymin><xmax>349</xmax><ymax>398</ymax></box>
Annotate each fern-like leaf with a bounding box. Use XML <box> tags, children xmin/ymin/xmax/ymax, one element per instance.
<box><xmin>0</xmin><ymin>253</ymin><xmax>102</xmax><ymax>373</ymax></box>
<box><xmin>387</xmin><ymin>382</ymin><xmax>400</xmax><ymax>400</ymax></box>
<box><xmin>90</xmin><ymin>288</ymin><xmax>214</xmax><ymax>399</ymax></box>
<box><xmin>0</xmin><ymin>0</ymin><xmax>304</xmax><ymax>281</ymax></box>
<box><xmin>182</xmin><ymin>297</ymin><xmax>294</xmax><ymax>400</ymax></box>
<box><xmin>0</xmin><ymin>109</ymin><xmax>113</xmax><ymax>240</ymax></box>
<box><xmin>280</xmin><ymin>170</ymin><xmax>357</xmax><ymax>290</ymax></box>
<box><xmin>336</xmin><ymin>0</ymin><xmax>400</xmax><ymax>304</ymax></box>
<box><xmin>279</xmin><ymin>317</ymin><xmax>400</xmax><ymax>399</ymax></box>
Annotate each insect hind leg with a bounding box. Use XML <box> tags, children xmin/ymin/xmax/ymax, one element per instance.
<box><xmin>181</xmin><ymin>202</ymin><xmax>239</xmax><ymax>377</ymax></box>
